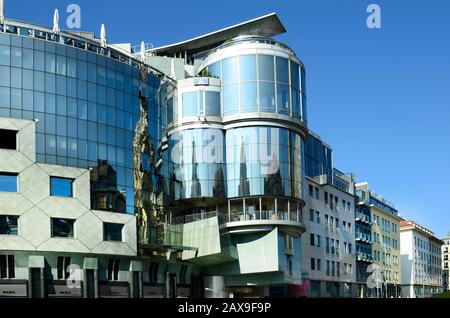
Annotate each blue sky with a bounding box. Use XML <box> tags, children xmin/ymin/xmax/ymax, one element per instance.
<box><xmin>5</xmin><ymin>0</ymin><xmax>450</xmax><ymax>237</ymax></box>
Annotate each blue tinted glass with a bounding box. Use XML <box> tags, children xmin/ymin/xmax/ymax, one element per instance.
<box><xmin>67</xmin><ymin>58</ymin><xmax>77</xmax><ymax>77</ymax></box>
<box><xmin>259</xmin><ymin>82</ymin><xmax>275</xmax><ymax>113</ymax></box>
<box><xmin>182</xmin><ymin>92</ymin><xmax>198</xmax><ymax>117</ymax></box>
<box><xmin>56</xmin><ymin>75</ymin><xmax>66</xmax><ymax>95</ymax></box>
<box><xmin>45</xmin><ymin>94</ymin><xmax>56</xmax><ymax>114</ymax></box>
<box><xmin>98</xmin><ymin>104</ymin><xmax>107</xmax><ymax>123</ymax></box>
<box><xmin>45</xmin><ymin>73</ymin><xmax>56</xmax><ymax>93</ymax></box>
<box><xmin>208</xmin><ymin>62</ymin><xmax>221</xmax><ymax>78</ymax></box>
<box><xmin>34</xmin><ymin>51</ymin><xmax>44</xmax><ymax>71</ymax></box>
<box><xmin>240</xmin><ymin>82</ymin><xmax>257</xmax><ymax>113</ymax></box>
<box><xmin>302</xmin><ymin>94</ymin><xmax>307</xmax><ymax>122</ymax></box>
<box><xmin>277</xmin><ymin>84</ymin><xmax>290</xmax><ymax>115</ymax></box>
<box><xmin>58</xmin><ymin>96</ymin><xmax>68</xmax><ymax>116</ymax></box>
<box><xmin>56</xmin><ymin>55</ymin><xmax>66</xmax><ymax>75</ymax></box>
<box><xmin>0</xmin><ymin>65</ymin><xmax>10</xmax><ymax>86</ymax></box>
<box><xmin>301</xmin><ymin>67</ymin><xmax>307</xmax><ymax>93</ymax></box>
<box><xmin>239</xmin><ymin>55</ymin><xmax>256</xmax><ymax>81</ymax></box>
<box><xmin>34</xmin><ymin>71</ymin><xmax>44</xmax><ymax>92</ymax></box>
<box><xmin>78</xmin><ymin>60</ymin><xmax>87</xmax><ymax>80</ymax></box>
<box><xmin>292</xmin><ymin>89</ymin><xmax>301</xmax><ymax>119</ymax></box>
<box><xmin>23</xmin><ymin>69</ymin><xmax>33</xmax><ymax>90</ymax></box>
<box><xmin>259</xmin><ymin>55</ymin><xmax>274</xmax><ymax>81</ymax></box>
<box><xmin>45</xmin><ymin>53</ymin><xmax>56</xmax><ymax>73</ymax></box>
<box><xmin>223</xmin><ymin>84</ymin><xmax>239</xmax><ymax>116</ymax></box>
<box><xmin>50</xmin><ymin>177</ymin><xmax>73</xmax><ymax>197</ymax></box>
<box><xmin>11</xmin><ymin>47</ymin><xmax>22</xmax><ymax>68</ymax></box>
<box><xmin>291</xmin><ymin>61</ymin><xmax>300</xmax><ymax>89</ymax></box>
<box><xmin>88</xmin><ymin>63</ymin><xmax>97</xmax><ymax>83</ymax></box>
<box><xmin>223</xmin><ymin>57</ymin><xmax>238</xmax><ymax>85</ymax></box>
<box><xmin>205</xmin><ymin>91</ymin><xmax>220</xmax><ymax>116</ymax></box>
<box><xmin>34</xmin><ymin>92</ymin><xmax>45</xmax><ymax>112</ymax></box>
<box><xmin>23</xmin><ymin>48</ymin><xmax>33</xmax><ymax>69</ymax></box>
<box><xmin>276</xmin><ymin>57</ymin><xmax>289</xmax><ymax>84</ymax></box>
<box><xmin>104</xmin><ymin>223</ymin><xmax>123</xmax><ymax>241</ymax></box>
<box><xmin>0</xmin><ymin>44</ymin><xmax>10</xmax><ymax>66</ymax></box>
<box><xmin>0</xmin><ymin>174</ymin><xmax>18</xmax><ymax>192</ymax></box>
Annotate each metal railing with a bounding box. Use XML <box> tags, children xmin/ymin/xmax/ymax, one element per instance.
<box><xmin>169</xmin><ymin>210</ymin><xmax>302</xmax><ymax>225</ymax></box>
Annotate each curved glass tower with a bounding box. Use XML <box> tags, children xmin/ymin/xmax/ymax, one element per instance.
<box><xmin>167</xmin><ymin>35</ymin><xmax>307</xmax><ymax>224</ymax></box>
<box><xmin>154</xmin><ymin>17</ymin><xmax>309</xmax><ymax>297</ymax></box>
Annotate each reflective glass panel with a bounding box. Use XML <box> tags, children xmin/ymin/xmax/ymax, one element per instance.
<box><xmin>276</xmin><ymin>57</ymin><xmax>289</xmax><ymax>84</ymax></box>
<box><xmin>223</xmin><ymin>84</ymin><xmax>239</xmax><ymax>116</ymax></box>
<box><xmin>239</xmin><ymin>55</ymin><xmax>256</xmax><ymax>82</ymax></box>
<box><xmin>0</xmin><ymin>173</ymin><xmax>18</xmax><ymax>192</ymax></box>
<box><xmin>259</xmin><ymin>55</ymin><xmax>274</xmax><ymax>81</ymax></box>
<box><xmin>240</xmin><ymin>82</ymin><xmax>257</xmax><ymax>113</ymax></box>
<box><xmin>104</xmin><ymin>223</ymin><xmax>123</xmax><ymax>242</ymax></box>
<box><xmin>182</xmin><ymin>91</ymin><xmax>198</xmax><ymax>117</ymax></box>
<box><xmin>259</xmin><ymin>82</ymin><xmax>276</xmax><ymax>113</ymax></box>
<box><xmin>0</xmin><ymin>216</ymin><xmax>18</xmax><ymax>235</ymax></box>
<box><xmin>223</xmin><ymin>57</ymin><xmax>238</xmax><ymax>85</ymax></box>
<box><xmin>51</xmin><ymin>218</ymin><xmax>74</xmax><ymax>238</ymax></box>
<box><xmin>50</xmin><ymin>177</ymin><xmax>73</xmax><ymax>197</ymax></box>
<box><xmin>205</xmin><ymin>91</ymin><xmax>220</xmax><ymax>116</ymax></box>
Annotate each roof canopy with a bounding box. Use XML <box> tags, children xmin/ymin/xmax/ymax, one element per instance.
<box><xmin>150</xmin><ymin>12</ymin><xmax>286</xmax><ymax>57</ymax></box>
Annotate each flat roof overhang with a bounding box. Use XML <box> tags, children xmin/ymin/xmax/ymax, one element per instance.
<box><xmin>150</xmin><ymin>12</ymin><xmax>286</xmax><ymax>57</ymax></box>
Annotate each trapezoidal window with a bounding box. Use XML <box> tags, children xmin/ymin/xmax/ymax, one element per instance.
<box><xmin>0</xmin><ymin>129</ymin><xmax>17</xmax><ymax>150</ymax></box>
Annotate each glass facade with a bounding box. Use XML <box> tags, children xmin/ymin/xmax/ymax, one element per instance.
<box><xmin>206</xmin><ymin>52</ymin><xmax>306</xmax><ymax>121</ymax></box>
<box><xmin>0</xmin><ymin>29</ymin><xmax>163</xmax><ymax>215</ymax></box>
<box><xmin>305</xmin><ymin>134</ymin><xmax>333</xmax><ymax>183</ymax></box>
<box><xmin>167</xmin><ymin>37</ymin><xmax>308</xmax><ymax>221</ymax></box>
<box><xmin>168</xmin><ymin>127</ymin><xmax>304</xmax><ymax>201</ymax></box>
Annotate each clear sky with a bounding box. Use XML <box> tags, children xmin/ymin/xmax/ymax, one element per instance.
<box><xmin>4</xmin><ymin>0</ymin><xmax>450</xmax><ymax>237</ymax></box>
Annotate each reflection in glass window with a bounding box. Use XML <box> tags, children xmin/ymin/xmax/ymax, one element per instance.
<box><xmin>276</xmin><ymin>57</ymin><xmax>289</xmax><ymax>84</ymax></box>
<box><xmin>182</xmin><ymin>91</ymin><xmax>198</xmax><ymax>117</ymax></box>
<box><xmin>104</xmin><ymin>223</ymin><xmax>123</xmax><ymax>242</ymax></box>
<box><xmin>292</xmin><ymin>89</ymin><xmax>301</xmax><ymax>119</ymax></box>
<box><xmin>302</xmin><ymin>94</ymin><xmax>307</xmax><ymax>122</ymax></box>
<box><xmin>277</xmin><ymin>84</ymin><xmax>290</xmax><ymax>115</ymax></box>
<box><xmin>51</xmin><ymin>218</ymin><xmax>74</xmax><ymax>238</ymax></box>
<box><xmin>291</xmin><ymin>61</ymin><xmax>300</xmax><ymax>89</ymax></box>
<box><xmin>208</xmin><ymin>62</ymin><xmax>221</xmax><ymax>78</ymax></box>
<box><xmin>50</xmin><ymin>177</ymin><xmax>73</xmax><ymax>197</ymax></box>
<box><xmin>205</xmin><ymin>91</ymin><xmax>220</xmax><ymax>116</ymax></box>
<box><xmin>0</xmin><ymin>173</ymin><xmax>18</xmax><ymax>193</ymax></box>
<box><xmin>223</xmin><ymin>84</ymin><xmax>239</xmax><ymax>116</ymax></box>
<box><xmin>240</xmin><ymin>82</ymin><xmax>257</xmax><ymax>113</ymax></box>
<box><xmin>259</xmin><ymin>55</ymin><xmax>274</xmax><ymax>81</ymax></box>
<box><xmin>301</xmin><ymin>67</ymin><xmax>307</xmax><ymax>93</ymax></box>
<box><xmin>259</xmin><ymin>82</ymin><xmax>275</xmax><ymax>113</ymax></box>
<box><xmin>0</xmin><ymin>44</ymin><xmax>10</xmax><ymax>66</ymax></box>
<box><xmin>23</xmin><ymin>48</ymin><xmax>33</xmax><ymax>69</ymax></box>
<box><xmin>223</xmin><ymin>57</ymin><xmax>238</xmax><ymax>85</ymax></box>
<box><xmin>0</xmin><ymin>215</ymin><xmax>18</xmax><ymax>235</ymax></box>
<box><xmin>239</xmin><ymin>55</ymin><xmax>256</xmax><ymax>82</ymax></box>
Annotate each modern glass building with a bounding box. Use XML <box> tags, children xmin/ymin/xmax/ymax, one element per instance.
<box><xmin>0</xmin><ymin>11</ymin><xmax>307</xmax><ymax>298</ymax></box>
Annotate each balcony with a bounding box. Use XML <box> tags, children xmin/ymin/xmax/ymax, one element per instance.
<box><xmin>355</xmin><ymin>214</ymin><xmax>371</xmax><ymax>225</ymax></box>
<box><xmin>355</xmin><ymin>233</ymin><xmax>372</xmax><ymax>244</ymax></box>
<box><xmin>356</xmin><ymin>253</ymin><xmax>373</xmax><ymax>263</ymax></box>
<box><xmin>168</xmin><ymin>210</ymin><xmax>305</xmax><ymax>237</ymax></box>
<box><xmin>226</xmin><ymin>210</ymin><xmax>306</xmax><ymax>236</ymax></box>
